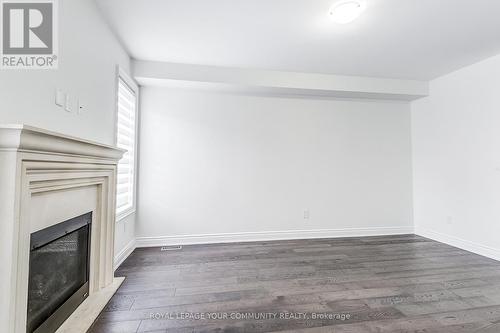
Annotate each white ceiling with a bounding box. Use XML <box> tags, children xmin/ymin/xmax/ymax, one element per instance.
<box><xmin>96</xmin><ymin>0</ymin><xmax>500</xmax><ymax>80</ymax></box>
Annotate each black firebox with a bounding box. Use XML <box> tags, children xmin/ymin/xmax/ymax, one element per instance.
<box><xmin>27</xmin><ymin>212</ymin><xmax>92</xmax><ymax>333</ymax></box>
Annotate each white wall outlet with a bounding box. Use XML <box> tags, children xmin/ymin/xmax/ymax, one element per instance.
<box><xmin>446</xmin><ymin>216</ymin><xmax>453</xmax><ymax>225</ymax></box>
<box><xmin>64</xmin><ymin>94</ymin><xmax>72</xmax><ymax>112</ymax></box>
<box><xmin>303</xmin><ymin>209</ymin><xmax>310</xmax><ymax>220</ymax></box>
<box><xmin>55</xmin><ymin>89</ymin><xmax>65</xmax><ymax>107</ymax></box>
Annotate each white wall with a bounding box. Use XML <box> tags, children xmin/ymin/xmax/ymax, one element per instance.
<box><xmin>0</xmin><ymin>0</ymin><xmax>135</xmax><ymax>263</ymax></box>
<box><xmin>412</xmin><ymin>53</ymin><xmax>500</xmax><ymax>260</ymax></box>
<box><xmin>137</xmin><ymin>87</ymin><xmax>414</xmax><ymax>245</ymax></box>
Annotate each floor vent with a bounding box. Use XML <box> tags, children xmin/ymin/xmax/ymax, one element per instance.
<box><xmin>160</xmin><ymin>246</ymin><xmax>182</xmax><ymax>251</ymax></box>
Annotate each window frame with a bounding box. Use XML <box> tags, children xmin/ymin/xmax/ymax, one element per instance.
<box><xmin>114</xmin><ymin>66</ymin><xmax>139</xmax><ymax>222</ymax></box>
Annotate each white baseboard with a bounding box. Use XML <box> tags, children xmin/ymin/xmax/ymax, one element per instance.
<box><xmin>114</xmin><ymin>238</ymin><xmax>136</xmax><ymax>270</ymax></box>
<box><xmin>415</xmin><ymin>227</ymin><xmax>500</xmax><ymax>261</ymax></box>
<box><xmin>135</xmin><ymin>226</ymin><xmax>414</xmax><ymax>248</ymax></box>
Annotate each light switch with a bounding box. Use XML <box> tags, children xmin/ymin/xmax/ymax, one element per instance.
<box><xmin>64</xmin><ymin>94</ymin><xmax>72</xmax><ymax>112</ymax></box>
<box><xmin>55</xmin><ymin>89</ymin><xmax>65</xmax><ymax>107</ymax></box>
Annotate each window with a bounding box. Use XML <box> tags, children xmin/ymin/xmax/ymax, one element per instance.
<box><xmin>115</xmin><ymin>69</ymin><xmax>138</xmax><ymax>220</ymax></box>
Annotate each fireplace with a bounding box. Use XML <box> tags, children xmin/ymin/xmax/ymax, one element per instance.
<box><xmin>27</xmin><ymin>212</ymin><xmax>92</xmax><ymax>333</ymax></box>
<box><xmin>1</xmin><ymin>125</ymin><xmax>125</xmax><ymax>333</ymax></box>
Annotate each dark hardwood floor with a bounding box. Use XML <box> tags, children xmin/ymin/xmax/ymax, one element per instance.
<box><xmin>89</xmin><ymin>235</ymin><xmax>500</xmax><ymax>332</ymax></box>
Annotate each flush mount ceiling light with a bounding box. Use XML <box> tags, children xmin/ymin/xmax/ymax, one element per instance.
<box><xmin>329</xmin><ymin>0</ymin><xmax>366</xmax><ymax>24</ymax></box>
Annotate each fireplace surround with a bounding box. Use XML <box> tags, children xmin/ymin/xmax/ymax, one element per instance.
<box><xmin>0</xmin><ymin>125</ymin><xmax>125</xmax><ymax>333</ymax></box>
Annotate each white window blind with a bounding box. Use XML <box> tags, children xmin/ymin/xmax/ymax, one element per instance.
<box><xmin>116</xmin><ymin>77</ymin><xmax>137</xmax><ymax>217</ymax></box>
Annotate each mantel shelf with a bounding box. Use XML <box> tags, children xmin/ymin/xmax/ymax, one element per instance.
<box><xmin>0</xmin><ymin>124</ymin><xmax>125</xmax><ymax>160</ymax></box>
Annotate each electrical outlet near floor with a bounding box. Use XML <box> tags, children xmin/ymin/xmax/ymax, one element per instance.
<box><xmin>303</xmin><ymin>209</ymin><xmax>310</xmax><ymax>220</ymax></box>
<box><xmin>446</xmin><ymin>216</ymin><xmax>453</xmax><ymax>225</ymax></box>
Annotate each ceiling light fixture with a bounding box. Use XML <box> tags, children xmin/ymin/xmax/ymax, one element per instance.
<box><xmin>329</xmin><ymin>0</ymin><xmax>366</xmax><ymax>24</ymax></box>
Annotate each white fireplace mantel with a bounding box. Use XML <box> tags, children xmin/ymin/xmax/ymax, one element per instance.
<box><xmin>0</xmin><ymin>125</ymin><xmax>125</xmax><ymax>333</ymax></box>
<box><xmin>0</xmin><ymin>124</ymin><xmax>124</xmax><ymax>159</ymax></box>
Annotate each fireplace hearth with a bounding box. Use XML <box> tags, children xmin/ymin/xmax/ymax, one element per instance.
<box><xmin>27</xmin><ymin>212</ymin><xmax>92</xmax><ymax>333</ymax></box>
